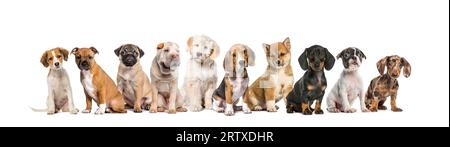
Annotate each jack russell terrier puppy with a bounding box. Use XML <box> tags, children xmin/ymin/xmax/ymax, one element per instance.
<box><xmin>115</xmin><ymin>44</ymin><xmax>152</xmax><ymax>113</ymax></box>
<box><xmin>35</xmin><ymin>48</ymin><xmax>78</xmax><ymax>115</ymax></box>
<box><xmin>212</xmin><ymin>44</ymin><xmax>255</xmax><ymax>116</ymax></box>
<box><xmin>243</xmin><ymin>37</ymin><xmax>294</xmax><ymax>113</ymax></box>
<box><xmin>182</xmin><ymin>35</ymin><xmax>220</xmax><ymax>112</ymax></box>
<box><xmin>326</xmin><ymin>47</ymin><xmax>369</xmax><ymax>113</ymax></box>
<box><xmin>71</xmin><ymin>47</ymin><xmax>127</xmax><ymax>114</ymax></box>
<box><xmin>150</xmin><ymin>42</ymin><xmax>187</xmax><ymax>113</ymax></box>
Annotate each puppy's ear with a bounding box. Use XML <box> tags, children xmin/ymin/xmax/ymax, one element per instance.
<box><xmin>71</xmin><ymin>47</ymin><xmax>79</xmax><ymax>55</ymax></box>
<box><xmin>355</xmin><ymin>48</ymin><xmax>366</xmax><ymax>60</ymax></box>
<box><xmin>114</xmin><ymin>45</ymin><xmax>122</xmax><ymax>57</ymax></box>
<box><xmin>89</xmin><ymin>47</ymin><xmax>98</xmax><ymax>54</ymax></box>
<box><xmin>376</xmin><ymin>56</ymin><xmax>388</xmax><ymax>75</ymax></box>
<box><xmin>401</xmin><ymin>57</ymin><xmax>411</xmax><ymax>78</ymax></box>
<box><xmin>245</xmin><ymin>45</ymin><xmax>255</xmax><ymax>66</ymax></box>
<box><xmin>298</xmin><ymin>48</ymin><xmax>308</xmax><ymax>70</ymax></box>
<box><xmin>336</xmin><ymin>49</ymin><xmax>344</xmax><ymax>60</ymax></box>
<box><xmin>60</xmin><ymin>48</ymin><xmax>69</xmax><ymax>61</ymax></box>
<box><xmin>324</xmin><ymin>48</ymin><xmax>335</xmax><ymax>70</ymax></box>
<box><xmin>157</xmin><ymin>43</ymin><xmax>165</xmax><ymax>50</ymax></box>
<box><xmin>187</xmin><ymin>36</ymin><xmax>193</xmax><ymax>53</ymax></box>
<box><xmin>223</xmin><ymin>50</ymin><xmax>233</xmax><ymax>74</ymax></box>
<box><xmin>137</xmin><ymin>46</ymin><xmax>145</xmax><ymax>58</ymax></box>
<box><xmin>263</xmin><ymin>43</ymin><xmax>270</xmax><ymax>57</ymax></box>
<box><xmin>283</xmin><ymin>37</ymin><xmax>291</xmax><ymax>50</ymax></box>
<box><xmin>210</xmin><ymin>40</ymin><xmax>220</xmax><ymax>59</ymax></box>
<box><xmin>40</xmin><ymin>51</ymin><xmax>49</xmax><ymax>67</ymax></box>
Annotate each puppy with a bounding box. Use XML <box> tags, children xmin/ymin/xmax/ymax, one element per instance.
<box><xmin>243</xmin><ymin>37</ymin><xmax>294</xmax><ymax>113</ymax></box>
<box><xmin>150</xmin><ymin>42</ymin><xmax>186</xmax><ymax>113</ymax></box>
<box><xmin>182</xmin><ymin>35</ymin><xmax>220</xmax><ymax>112</ymax></box>
<box><xmin>365</xmin><ymin>55</ymin><xmax>411</xmax><ymax>112</ymax></box>
<box><xmin>212</xmin><ymin>44</ymin><xmax>255</xmax><ymax>116</ymax></box>
<box><xmin>115</xmin><ymin>44</ymin><xmax>152</xmax><ymax>113</ymax></box>
<box><xmin>71</xmin><ymin>47</ymin><xmax>126</xmax><ymax>114</ymax></box>
<box><xmin>286</xmin><ymin>45</ymin><xmax>335</xmax><ymax>115</ymax></box>
<box><xmin>36</xmin><ymin>48</ymin><xmax>78</xmax><ymax>115</ymax></box>
<box><xmin>326</xmin><ymin>47</ymin><xmax>369</xmax><ymax>113</ymax></box>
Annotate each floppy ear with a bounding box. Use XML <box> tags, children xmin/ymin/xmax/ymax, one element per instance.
<box><xmin>71</xmin><ymin>47</ymin><xmax>78</xmax><ymax>55</ymax></box>
<box><xmin>376</xmin><ymin>56</ymin><xmax>388</xmax><ymax>75</ymax></box>
<box><xmin>137</xmin><ymin>46</ymin><xmax>144</xmax><ymax>58</ymax></box>
<box><xmin>336</xmin><ymin>49</ymin><xmax>344</xmax><ymax>60</ymax></box>
<box><xmin>114</xmin><ymin>45</ymin><xmax>122</xmax><ymax>57</ymax></box>
<box><xmin>40</xmin><ymin>51</ymin><xmax>49</xmax><ymax>67</ymax></box>
<box><xmin>245</xmin><ymin>45</ymin><xmax>255</xmax><ymax>66</ymax></box>
<box><xmin>401</xmin><ymin>57</ymin><xmax>411</xmax><ymax>78</ymax></box>
<box><xmin>223</xmin><ymin>50</ymin><xmax>233</xmax><ymax>74</ymax></box>
<box><xmin>283</xmin><ymin>37</ymin><xmax>291</xmax><ymax>50</ymax></box>
<box><xmin>298</xmin><ymin>48</ymin><xmax>308</xmax><ymax>70</ymax></box>
<box><xmin>355</xmin><ymin>48</ymin><xmax>366</xmax><ymax>60</ymax></box>
<box><xmin>89</xmin><ymin>47</ymin><xmax>98</xmax><ymax>54</ymax></box>
<box><xmin>157</xmin><ymin>43</ymin><xmax>165</xmax><ymax>50</ymax></box>
<box><xmin>210</xmin><ymin>40</ymin><xmax>220</xmax><ymax>59</ymax></box>
<box><xmin>263</xmin><ymin>43</ymin><xmax>270</xmax><ymax>57</ymax></box>
<box><xmin>324</xmin><ymin>48</ymin><xmax>335</xmax><ymax>70</ymax></box>
<box><xmin>60</xmin><ymin>48</ymin><xmax>69</xmax><ymax>61</ymax></box>
<box><xmin>186</xmin><ymin>36</ymin><xmax>193</xmax><ymax>53</ymax></box>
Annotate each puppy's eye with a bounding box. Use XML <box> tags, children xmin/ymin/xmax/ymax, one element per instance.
<box><xmin>88</xmin><ymin>56</ymin><xmax>93</xmax><ymax>59</ymax></box>
<box><xmin>204</xmin><ymin>46</ymin><xmax>208</xmax><ymax>50</ymax></box>
<box><xmin>280</xmin><ymin>53</ymin><xmax>286</xmax><ymax>56</ymax></box>
<box><xmin>57</xmin><ymin>55</ymin><xmax>62</xmax><ymax>58</ymax></box>
<box><xmin>320</xmin><ymin>58</ymin><xmax>325</xmax><ymax>62</ymax></box>
<box><xmin>164</xmin><ymin>49</ymin><xmax>169</xmax><ymax>52</ymax></box>
<box><xmin>76</xmin><ymin>56</ymin><xmax>81</xmax><ymax>59</ymax></box>
<box><xmin>194</xmin><ymin>44</ymin><xmax>199</xmax><ymax>47</ymax></box>
<box><xmin>48</xmin><ymin>57</ymin><xmax>53</xmax><ymax>61</ymax></box>
<box><xmin>232</xmin><ymin>54</ymin><xmax>236</xmax><ymax>57</ymax></box>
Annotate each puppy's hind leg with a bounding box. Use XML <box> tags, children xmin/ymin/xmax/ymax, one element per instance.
<box><xmin>326</xmin><ymin>94</ymin><xmax>340</xmax><ymax>113</ymax></box>
<box><xmin>176</xmin><ymin>91</ymin><xmax>187</xmax><ymax>112</ymax></box>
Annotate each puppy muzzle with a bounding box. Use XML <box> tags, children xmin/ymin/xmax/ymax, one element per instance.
<box><xmin>79</xmin><ymin>60</ymin><xmax>90</xmax><ymax>70</ymax></box>
<box><xmin>122</xmin><ymin>54</ymin><xmax>137</xmax><ymax>67</ymax></box>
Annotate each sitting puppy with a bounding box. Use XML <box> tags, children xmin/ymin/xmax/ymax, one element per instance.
<box><xmin>286</xmin><ymin>45</ymin><xmax>335</xmax><ymax>115</ymax></box>
<box><xmin>212</xmin><ymin>44</ymin><xmax>255</xmax><ymax>116</ymax></box>
<box><xmin>150</xmin><ymin>42</ymin><xmax>187</xmax><ymax>113</ymax></box>
<box><xmin>326</xmin><ymin>47</ymin><xmax>369</xmax><ymax>113</ymax></box>
<box><xmin>72</xmin><ymin>47</ymin><xmax>127</xmax><ymax>114</ymax></box>
<box><xmin>365</xmin><ymin>55</ymin><xmax>411</xmax><ymax>112</ymax></box>
<box><xmin>243</xmin><ymin>37</ymin><xmax>294</xmax><ymax>113</ymax></box>
<box><xmin>182</xmin><ymin>35</ymin><xmax>220</xmax><ymax>112</ymax></box>
<box><xmin>36</xmin><ymin>48</ymin><xmax>78</xmax><ymax>115</ymax></box>
<box><xmin>115</xmin><ymin>44</ymin><xmax>152</xmax><ymax>113</ymax></box>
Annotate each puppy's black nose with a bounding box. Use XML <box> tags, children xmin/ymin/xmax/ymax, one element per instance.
<box><xmin>54</xmin><ymin>62</ymin><xmax>59</xmax><ymax>67</ymax></box>
<box><xmin>196</xmin><ymin>52</ymin><xmax>202</xmax><ymax>57</ymax></box>
<box><xmin>81</xmin><ymin>61</ymin><xmax>88</xmax><ymax>66</ymax></box>
<box><xmin>277</xmin><ymin>60</ymin><xmax>281</xmax><ymax>65</ymax></box>
<box><xmin>239</xmin><ymin>60</ymin><xmax>245</xmax><ymax>66</ymax></box>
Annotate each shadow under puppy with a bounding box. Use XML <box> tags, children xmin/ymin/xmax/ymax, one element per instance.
<box><xmin>35</xmin><ymin>47</ymin><xmax>78</xmax><ymax>115</ymax></box>
<box><xmin>365</xmin><ymin>55</ymin><xmax>411</xmax><ymax>112</ymax></box>
<box><xmin>286</xmin><ymin>45</ymin><xmax>335</xmax><ymax>115</ymax></box>
<box><xmin>115</xmin><ymin>44</ymin><xmax>152</xmax><ymax>113</ymax></box>
<box><xmin>182</xmin><ymin>35</ymin><xmax>220</xmax><ymax>112</ymax></box>
<box><xmin>243</xmin><ymin>37</ymin><xmax>294</xmax><ymax>113</ymax></box>
<box><xmin>212</xmin><ymin>44</ymin><xmax>255</xmax><ymax>116</ymax></box>
<box><xmin>326</xmin><ymin>47</ymin><xmax>369</xmax><ymax>113</ymax></box>
<box><xmin>150</xmin><ymin>42</ymin><xmax>186</xmax><ymax>113</ymax></box>
<box><xmin>72</xmin><ymin>47</ymin><xmax>127</xmax><ymax>114</ymax></box>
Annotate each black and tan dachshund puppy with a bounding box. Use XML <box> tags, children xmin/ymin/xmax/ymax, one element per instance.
<box><xmin>286</xmin><ymin>45</ymin><xmax>335</xmax><ymax>115</ymax></box>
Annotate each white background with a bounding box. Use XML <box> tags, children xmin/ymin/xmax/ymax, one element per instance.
<box><xmin>0</xmin><ymin>0</ymin><xmax>448</xmax><ymax>127</ymax></box>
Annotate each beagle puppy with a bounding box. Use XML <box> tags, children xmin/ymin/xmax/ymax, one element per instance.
<box><xmin>36</xmin><ymin>48</ymin><xmax>78</xmax><ymax>115</ymax></box>
<box><xmin>212</xmin><ymin>44</ymin><xmax>255</xmax><ymax>116</ymax></box>
<box><xmin>365</xmin><ymin>55</ymin><xmax>411</xmax><ymax>112</ymax></box>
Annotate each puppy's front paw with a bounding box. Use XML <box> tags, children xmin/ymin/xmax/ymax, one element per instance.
<box><xmin>267</xmin><ymin>106</ymin><xmax>277</xmax><ymax>112</ymax></box>
<box><xmin>47</xmin><ymin>110</ymin><xmax>55</xmax><ymax>115</ymax></box>
<box><xmin>189</xmin><ymin>105</ymin><xmax>203</xmax><ymax>112</ymax></box>
<box><xmin>177</xmin><ymin>107</ymin><xmax>187</xmax><ymax>112</ymax></box>
<box><xmin>391</xmin><ymin>107</ymin><xmax>403</xmax><ymax>112</ymax></box>
<box><xmin>204</xmin><ymin>101</ymin><xmax>212</xmax><ymax>110</ymax></box>
<box><xmin>215</xmin><ymin>107</ymin><xmax>224</xmax><ymax>113</ymax></box>
<box><xmin>157</xmin><ymin>107</ymin><xmax>165</xmax><ymax>112</ymax></box>
<box><xmin>362</xmin><ymin>108</ymin><xmax>370</xmax><ymax>112</ymax></box>
<box><xmin>168</xmin><ymin>109</ymin><xmax>176</xmax><ymax>114</ymax></box>
<box><xmin>378</xmin><ymin>105</ymin><xmax>387</xmax><ymax>110</ymax></box>
<box><xmin>327</xmin><ymin>107</ymin><xmax>340</xmax><ymax>113</ymax></box>
<box><xmin>95</xmin><ymin>108</ymin><xmax>105</xmax><ymax>115</ymax></box>
<box><xmin>70</xmin><ymin>108</ymin><xmax>79</xmax><ymax>114</ymax></box>
<box><xmin>369</xmin><ymin>107</ymin><xmax>378</xmax><ymax>112</ymax></box>
<box><xmin>314</xmin><ymin>109</ymin><xmax>324</xmax><ymax>114</ymax></box>
<box><xmin>82</xmin><ymin>109</ymin><xmax>91</xmax><ymax>113</ymax></box>
<box><xmin>344</xmin><ymin>108</ymin><xmax>357</xmax><ymax>113</ymax></box>
<box><xmin>149</xmin><ymin>106</ymin><xmax>157</xmax><ymax>113</ymax></box>
<box><xmin>302</xmin><ymin>109</ymin><xmax>313</xmax><ymax>115</ymax></box>
<box><xmin>224</xmin><ymin>104</ymin><xmax>234</xmax><ymax>116</ymax></box>
<box><xmin>254</xmin><ymin>105</ymin><xmax>263</xmax><ymax>111</ymax></box>
<box><xmin>134</xmin><ymin>106</ymin><xmax>142</xmax><ymax>113</ymax></box>
<box><xmin>243</xmin><ymin>105</ymin><xmax>252</xmax><ymax>114</ymax></box>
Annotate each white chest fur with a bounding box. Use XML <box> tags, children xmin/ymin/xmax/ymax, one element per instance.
<box><xmin>82</xmin><ymin>70</ymin><xmax>97</xmax><ymax>101</ymax></box>
<box><xmin>230</xmin><ymin>78</ymin><xmax>249</xmax><ymax>102</ymax></box>
<box><xmin>269</xmin><ymin>69</ymin><xmax>293</xmax><ymax>99</ymax></box>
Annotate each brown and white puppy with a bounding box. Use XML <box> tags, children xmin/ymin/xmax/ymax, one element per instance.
<box><xmin>71</xmin><ymin>47</ymin><xmax>127</xmax><ymax>114</ymax></box>
<box><xmin>182</xmin><ymin>35</ymin><xmax>220</xmax><ymax>112</ymax></box>
<box><xmin>365</xmin><ymin>55</ymin><xmax>411</xmax><ymax>112</ymax></box>
<box><xmin>243</xmin><ymin>37</ymin><xmax>294</xmax><ymax>113</ymax></box>
<box><xmin>150</xmin><ymin>42</ymin><xmax>186</xmax><ymax>114</ymax></box>
<box><xmin>115</xmin><ymin>44</ymin><xmax>152</xmax><ymax>113</ymax></box>
<box><xmin>212</xmin><ymin>44</ymin><xmax>255</xmax><ymax>116</ymax></box>
<box><xmin>35</xmin><ymin>48</ymin><xmax>78</xmax><ymax>115</ymax></box>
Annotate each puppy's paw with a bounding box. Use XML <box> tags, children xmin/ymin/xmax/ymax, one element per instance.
<box><xmin>302</xmin><ymin>109</ymin><xmax>313</xmax><ymax>115</ymax></box>
<box><xmin>157</xmin><ymin>107</ymin><xmax>166</xmax><ymax>112</ymax></box>
<box><xmin>204</xmin><ymin>101</ymin><xmax>212</xmax><ymax>110</ymax></box>
<box><xmin>243</xmin><ymin>105</ymin><xmax>252</xmax><ymax>114</ymax></box>
<box><xmin>70</xmin><ymin>108</ymin><xmax>79</xmax><ymax>114</ymax></box>
<box><xmin>149</xmin><ymin>106</ymin><xmax>158</xmax><ymax>113</ymax></box>
<box><xmin>254</xmin><ymin>106</ymin><xmax>263</xmax><ymax>111</ymax></box>
<box><xmin>94</xmin><ymin>108</ymin><xmax>105</xmax><ymax>115</ymax></box>
<box><xmin>267</xmin><ymin>106</ymin><xmax>277</xmax><ymax>112</ymax></box>
<box><xmin>361</xmin><ymin>108</ymin><xmax>370</xmax><ymax>112</ymax></box>
<box><xmin>344</xmin><ymin>108</ymin><xmax>357</xmax><ymax>113</ymax></box>
<box><xmin>82</xmin><ymin>109</ymin><xmax>91</xmax><ymax>113</ymax></box>
<box><xmin>391</xmin><ymin>107</ymin><xmax>403</xmax><ymax>112</ymax></box>
<box><xmin>224</xmin><ymin>104</ymin><xmax>234</xmax><ymax>116</ymax></box>
<box><xmin>314</xmin><ymin>109</ymin><xmax>324</xmax><ymax>114</ymax></box>
<box><xmin>215</xmin><ymin>107</ymin><xmax>224</xmax><ymax>113</ymax></box>
<box><xmin>369</xmin><ymin>107</ymin><xmax>378</xmax><ymax>112</ymax></box>
<box><xmin>327</xmin><ymin>108</ymin><xmax>340</xmax><ymax>113</ymax></box>
<box><xmin>168</xmin><ymin>109</ymin><xmax>177</xmax><ymax>114</ymax></box>
<box><xmin>378</xmin><ymin>105</ymin><xmax>387</xmax><ymax>110</ymax></box>
<box><xmin>189</xmin><ymin>105</ymin><xmax>203</xmax><ymax>112</ymax></box>
<box><xmin>177</xmin><ymin>107</ymin><xmax>188</xmax><ymax>112</ymax></box>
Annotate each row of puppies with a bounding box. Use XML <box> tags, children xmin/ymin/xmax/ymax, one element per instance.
<box><xmin>38</xmin><ymin>36</ymin><xmax>411</xmax><ymax>115</ymax></box>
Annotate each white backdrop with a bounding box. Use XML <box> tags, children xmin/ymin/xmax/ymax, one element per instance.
<box><xmin>0</xmin><ymin>0</ymin><xmax>448</xmax><ymax>127</ymax></box>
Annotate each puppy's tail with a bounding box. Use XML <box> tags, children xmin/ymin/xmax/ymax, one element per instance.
<box><xmin>29</xmin><ymin>106</ymin><xmax>47</xmax><ymax>112</ymax></box>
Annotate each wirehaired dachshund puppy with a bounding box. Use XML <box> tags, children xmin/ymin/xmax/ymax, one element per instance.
<box><xmin>365</xmin><ymin>55</ymin><xmax>411</xmax><ymax>112</ymax></box>
<box><xmin>286</xmin><ymin>45</ymin><xmax>335</xmax><ymax>115</ymax></box>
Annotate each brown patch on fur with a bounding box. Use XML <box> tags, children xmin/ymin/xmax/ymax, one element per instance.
<box><xmin>307</xmin><ymin>84</ymin><xmax>315</xmax><ymax>91</ymax></box>
<box><xmin>225</xmin><ymin>78</ymin><xmax>233</xmax><ymax>104</ymax></box>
